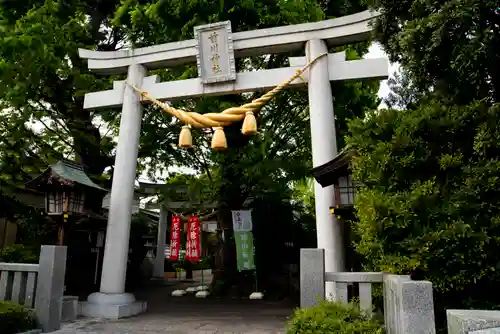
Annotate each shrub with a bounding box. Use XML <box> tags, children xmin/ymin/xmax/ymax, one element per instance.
<box><xmin>0</xmin><ymin>244</ymin><xmax>38</xmax><ymax>263</ymax></box>
<box><xmin>0</xmin><ymin>301</ymin><xmax>38</xmax><ymax>334</ymax></box>
<box><xmin>347</xmin><ymin>102</ymin><xmax>500</xmax><ymax>328</ymax></box>
<box><xmin>286</xmin><ymin>300</ymin><xmax>384</xmax><ymax>334</ymax></box>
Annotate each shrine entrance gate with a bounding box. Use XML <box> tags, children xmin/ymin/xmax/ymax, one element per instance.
<box><xmin>78</xmin><ymin>10</ymin><xmax>388</xmax><ymax>319</ymax></box>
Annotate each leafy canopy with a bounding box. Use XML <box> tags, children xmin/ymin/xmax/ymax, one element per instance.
<box><xmin>350</xmin><ymin>0</ymin><xmax>500</xmax><ymax>314</ymax></box>
<box><xmin>366</xmin><ymin>0</ymin><xmax>500</xmax><ymax>104</ymax></box>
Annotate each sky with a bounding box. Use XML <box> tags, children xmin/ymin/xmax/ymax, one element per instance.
<box><xmin>365</xmin><ymin>42</ymin><xmax>398</xmax><ymax>102</ymax></box>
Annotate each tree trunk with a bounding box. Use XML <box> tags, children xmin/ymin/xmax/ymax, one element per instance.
<box><xmin>209</xmin><ymin>121</ymin><xmax>251</xmax><ymax>296</ymax></box>
<box><xmin>185</xmin><ymin>260</ymin><xmax>193</xmax><ymax>280</ymax></box>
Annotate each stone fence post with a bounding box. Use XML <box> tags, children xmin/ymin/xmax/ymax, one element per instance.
<box><xmin>35</xmin><ymin>245</ymin><xmax>67</xmax><ymax>332</ymax></box>
<box><xmin>447</xmin><ymin>310</ymin><xmax>500</xmax><ymax>333</ymax></box>
<box><xmin>300</xmin><ymin>248</ymin><xmax>325</xmax><ymax>307</ymax></box>
<box><xmin>384</xmin><ymin>274</ymin><xmax>435</xmax><ymax>334</ymax></box>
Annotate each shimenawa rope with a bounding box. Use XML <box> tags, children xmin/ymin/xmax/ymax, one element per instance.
<box><xmin>128</xmin><ymin>53</ymin><xmax>327</xmax><ymax>150</ymax></box>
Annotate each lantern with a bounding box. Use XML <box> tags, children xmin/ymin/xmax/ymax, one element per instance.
<box><xmin>46</xmin><ymin>190</ymin><xmax>85</xmax><ymax>215</ymax></box>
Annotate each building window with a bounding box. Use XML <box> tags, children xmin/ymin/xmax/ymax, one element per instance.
<box><xmin>46</xmin><ymin>192</ymin><xmax>64</xmax><ymax>213</ymax></box>
<box><xmin>338</xmin><ymin>175</ymin><xmax>357</xmax><ymax>206</ymax></box>
<box><xmin>69</xmin><ymin>192</ymin><xmax>85</xmax><ymax>213</ymax></box>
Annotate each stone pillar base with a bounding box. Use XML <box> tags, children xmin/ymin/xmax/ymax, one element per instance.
<box><xmin>61</xmin><ymin>296</ymin><xmax>79</xmax><ymax>321</ymax></box>
<box><xmin>79</xmin><ymin>292</ymin><xmax>147</xmax><ymax>319</ymax></box>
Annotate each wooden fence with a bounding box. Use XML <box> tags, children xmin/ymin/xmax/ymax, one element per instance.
<box><xmin>0</xmin><ymin>245</ymin><xmax>67</xmax><ymax>333</ymax></box>
<box><xmin>300</xmin><ymin>248</ymin><xmax>436</xmax><ymax>334</ymax></box>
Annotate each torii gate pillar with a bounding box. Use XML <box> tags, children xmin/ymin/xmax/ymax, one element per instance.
<box><xmin>306</xmin><ymin>40</ymin><xmax>345</xmax><ymax>295</ymax></box>
<box><xmin>80</xmin><ymin>64</ymin><xmax>148</xmax><ymax>318</ymax></box>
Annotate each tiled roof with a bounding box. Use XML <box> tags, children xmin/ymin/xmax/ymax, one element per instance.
<box><xmin>26</xmin><ymin>160</ymin><xmax>107</xmax><ymax>191</ymax></box>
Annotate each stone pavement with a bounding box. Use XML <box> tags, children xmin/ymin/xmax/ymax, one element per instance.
<box><xmin>51</xmin><ymin>281</ymin><xmax>293</xmax><ymax>333</ymax></box>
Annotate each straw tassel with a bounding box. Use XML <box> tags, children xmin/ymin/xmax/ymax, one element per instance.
<box><xmin>179</xmin><ymin>125</ymin><xmax>193</xmax><ymax>148</ymax></box>
<box><xmin>211</xmin><ymin>127</ymin><xmax>227</xmax><ymax>150</ymax></box>
<box><xmin>241</xmin><ymin>111</ymin><xmax>257</xmax><ymax>135</ymax></box>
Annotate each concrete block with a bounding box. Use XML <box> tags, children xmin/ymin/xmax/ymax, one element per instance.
<box><xmin>400</xmin><ymin>280</ymin><xmax>435</xmax><ymax>334</ymax></box>
<box><xmin>447</xmin><ymin>310</ymin><xmax>500</xmax><ymax>334</ymax></box>
<box><xmin>61</xmin><ymin>295</ymin><xmax>78</xmax><ymax>322</ymax></box>
<box><xmin>34</xmin><ymin>246</ymin><xmax>67</xmax><ymax>332</ymax></box>
<box><xmin>171</xmin><ymin>289</ymin><xmax>186</xmax><ymax>297</ymax></box>
<box><xmin>300</xmin><ymin>248</ymin><xmax>325</xmax><ymax>307</ymax></box>
<box><xmin>79</xmin><ymin>292</ymin><xmax>146</xmax><ymax>320</ymax></box>
<box><xmin>195</xmin><ymin>290</ymin><xmax>210</xmax><ymax>298</ymax></box>
<box><xmin>79</xmin><ymin>300</ymin><xmax>147</xmax><ymax>319</ymax></box>
<box><xmin>249</xmin><ymin>292</ymin><xmax>264</xmax><ymax>300</ymax></box>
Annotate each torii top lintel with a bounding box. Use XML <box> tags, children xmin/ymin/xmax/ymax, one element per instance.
<box><xmin>79</xmin><ymin>10</ymin><xmax>379</xmax><ymax>75</ymax></box>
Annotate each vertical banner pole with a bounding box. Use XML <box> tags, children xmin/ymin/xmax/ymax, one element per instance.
<box><xmin>170</xmin><ymin>215</ymin><xmax>186</xmax><ymax>297</ymax></box>
<box><xmin>253</xmin><ymin>244</ymin><xmax>258</xmax><ymax>292</ymax></box>
<box><xmin>201</xmin><ymin>267</ymin><xmax>204</xmax><ymax>287</ymax></box>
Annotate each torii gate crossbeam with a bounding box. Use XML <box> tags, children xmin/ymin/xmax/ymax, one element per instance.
<box><xmin>78</xmin><ymin>10</ymin><xmax>388</xmax><ymax>319</ymax></box>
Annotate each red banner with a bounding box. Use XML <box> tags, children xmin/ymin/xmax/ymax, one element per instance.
<box><xmin>169</xmin><ymin>215</ymin><xmax>181</xmax><ymax>261</ymax></box>
<box><xmin>185</xmin><ymin>216</ymin><xmax>201</xmax><ymax>262</ymax></box>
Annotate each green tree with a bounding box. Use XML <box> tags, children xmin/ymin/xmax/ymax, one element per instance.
<box><xmin>366</xmin><ymin>0</ymin><xmax>500</xmax><ymax>104</ymax></box>
<box><xmin>348</xmin><ymin>101</ymin><xmax>500</xmax><ymax>315</ymax></box>
<box><xmin>348</xmin><ymin>0</ymin><xmax>500</xmax><ymax>327</ymax></box>
<box><xmin>0</xmin><ymin>1</ymin><xmax>123</xmax><ymax>177</ymax></box>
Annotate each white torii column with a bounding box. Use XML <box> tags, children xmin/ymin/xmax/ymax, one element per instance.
<box><xmin>82</xmin><ymin>63</ymin><xmax>147</xmax><ymax>318</ymax></box>
<box><xmin>153</xmin><ymin>205</ymin><xmax>168</xmax><ymax>278</ymax></box>
<box><xmin>306</xmin><ymin>40</ymin><xmax>345</xmax><ymax>299</ymax></box>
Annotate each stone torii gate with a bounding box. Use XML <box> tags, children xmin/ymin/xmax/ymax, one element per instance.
<box><xmin>78</xmin><ymin>10</ymin><xmax>388</xmax><ymax>318</ymax></box>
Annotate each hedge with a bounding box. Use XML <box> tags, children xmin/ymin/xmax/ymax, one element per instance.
<box><xmin>286</xmin><ymin>300</ymin><xmax>383</xmax><ymax>334</ymax></box>
<box><xmin>0</xmin><ymin>301</ymin><xmax>38</xmax><ymax>334</ymax></box>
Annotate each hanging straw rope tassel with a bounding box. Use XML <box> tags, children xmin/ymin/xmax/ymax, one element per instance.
<box><xmin>211</xmin><ymin>127</ymin><xmax>227</xmax><ymax>150</ymax></box>
<box><xmin>178</xmin><ymin>125</ymin><xmax>193</xmax><ymax>148</ymax></box>
<box><xmin>128</xmin><ymin>52</ymin><xmax>327</xmax><ymax>150</ymax></box>
<box><xmin>241</xmin><ymin>111</ymin><xmax>257</xmax><ymax>135</ymax></box>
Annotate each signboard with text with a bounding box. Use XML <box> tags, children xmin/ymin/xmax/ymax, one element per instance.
<box><xmin>169</xmin><ymin>215</ymin><xmax>181</xmax><ymax>261</ymax></box>
<box><xmin>194</xmin><ymin>21</ymin><xmax>236</xmax><ymax>84</ymax></box>
<box><xmin>185</xmin><ymin>216</ymin><xmax>201</xmax><ymax>262</ymax></box>
<box><xmin>234</xmin><ymin>231</ymin><xmax>255</xmax><ymax>271</ymax></box>
<box><xmin>232</xmin><ymin>210</ymin><xmax>255</xmax><ymax>271</ymax></box>
<box><xmin>231</xmin><ymin>210</ymin><xmax>253</xmax><ymax>232</ymax></box>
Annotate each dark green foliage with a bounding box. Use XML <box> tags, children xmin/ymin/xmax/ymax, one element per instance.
<box><xmin>347</xmin><ymin>101</ymin><xmax>500</xmax><ymax>317</ymax></box>
<box><xmin>0</xmin><ymin>244</ymin><xmax>38</xmax><ymax>263</ymax></box>
<box><xmin>356</xmin><ymin>1</ymin><xmax>500</xmax><ymax>327</ymax></box>
<box><xmin>286</xmin><ymin>300</ymin><xmax>383</xmax><ymax>334</ymax></box>
<box><xmin>0</xmin><ymin>301</ymin><xmax>38</xmax><ymax>334</ymax></box>
<box><xmin>16</xmin><ymin>213</ymin><xmax>58</xmax><ymax>248</ymax></box>
<box><xmin>366</xmin><ymin>0</ymin><xmax>500</xmax><ymax>104</ymax></box>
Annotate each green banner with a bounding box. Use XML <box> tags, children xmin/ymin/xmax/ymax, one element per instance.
<box><xmin>234</xmin><ymin>231</ymin><xmax>255</xmax><ymax>271</ymax></box>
